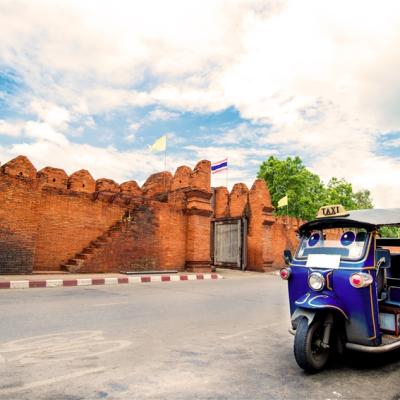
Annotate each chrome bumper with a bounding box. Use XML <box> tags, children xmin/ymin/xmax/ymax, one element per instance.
<box><xmin>346</xmin><ymin>340</ymin><xmax>400</xmax><ymax>353</ymax></box>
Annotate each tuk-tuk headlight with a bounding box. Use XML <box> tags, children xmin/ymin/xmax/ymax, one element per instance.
<box><xmin>308</xmin><ymin>272</ymin><xmax>325</xmax><ymax>291</ymax></box>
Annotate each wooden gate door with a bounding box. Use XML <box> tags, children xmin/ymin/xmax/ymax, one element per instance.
<box><xmin>213</xmin><ymin>218</ymin><xmax>247</xmax><ymax>270</ymax></box>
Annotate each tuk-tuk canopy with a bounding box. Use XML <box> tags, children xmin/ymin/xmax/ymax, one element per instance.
<box><xmin>299</xmin><ymin>207</ymin><xmax>400</xmax><ymax>234</ymax></box>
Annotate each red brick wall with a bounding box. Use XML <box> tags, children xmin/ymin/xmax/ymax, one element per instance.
<box><xmin>79</xmin><ymin>203</ymin><xmax>160</xmax><ymax>273</ymax></box>
<box><xmin>158</xmin><ymin>194</ymin><xmax>187</xmax><ymax>270</ymax></box>
<box><xmin>34</xmin><ymin>188</ymin><xmax>126</xmax><ymax>271</ymax></box>
<box><xmin>268</xmin><ymin>217</ymin><xmax>301</xmax><ymax>268</ymax></box>
<box><xmin>0</xmin><ymin>155</ymin><xmax>213</xmax><ymax>274</ymax></box>
<box><xmin>229</xmin><ymin>183</ymin><xmax>249</xmax><ymax>218</ymax></box>
<box><xmin>0</xmin><ymin>174</ymin><xmax>40</xmax><ymax>274</ymax></box>
<box><xmin>214</xmin><ymin>187</ymin><xmax>229</xmax><ymax>218</ymax></box>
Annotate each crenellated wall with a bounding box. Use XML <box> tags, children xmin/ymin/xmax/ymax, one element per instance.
<box><xmin>0</xmin><ymin>154</ymin><xmax>299</xmax><ymax>274</ymax></box>
<box><xmin>0</xmin><ymin>155</ymin><xmax>214</xmax><ymax>274</ymax></box>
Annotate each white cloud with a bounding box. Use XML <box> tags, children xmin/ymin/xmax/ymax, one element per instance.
<box><xmin>29</xmin><ymin>101</ymin><xmax>70</xmax><ymax>130</ymax></box>
<box><xmin>128</xmin><ymin>122</ymin><xmax>141</xmax><ymax>132</ymax></box>
<box><xmin>0</xmin><ymin>120</ymin><xmax>25</xmax><ymax>137</ymax></box>
<box><xmin>24</xmin><ymin>121</ymin><xmax>69</xmax><ymax>146</ymax></box>
<box><xmin>1</xmin><ymin>0</ymin><xmax>400</xmax><ymax>205</ymax></box>
<box><xmin>147</xmin><ymin>109</ymin><xmax>179</xmax><ymax>121</ymax></box>
<box><xmin>210</xmin><ymin>123</ymin><xmax>268</xmax><ymax>145</ymax></box>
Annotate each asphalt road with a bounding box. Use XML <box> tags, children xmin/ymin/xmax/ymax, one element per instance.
<box><xmin>0</xmin><ymin>273</ymin><xmax>400</xmax><ymax>400</ymax></box>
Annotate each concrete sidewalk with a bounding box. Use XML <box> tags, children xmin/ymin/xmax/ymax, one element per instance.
<box><xmin>0</xmin><ymin>268</ymin><xmax>275</xmax><ymax>290</ymax></box>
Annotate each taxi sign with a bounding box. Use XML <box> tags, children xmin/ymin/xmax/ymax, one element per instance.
<box><xmin>316</xmin><ymin>205</ymin><xmax>349</xmax><ymax>218</ymax></box>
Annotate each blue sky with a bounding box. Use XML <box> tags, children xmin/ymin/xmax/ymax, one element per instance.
<box><xmin>0</xmin><ymin>0</ymin><xmax>400</xmax><ymax>207</ymax></box>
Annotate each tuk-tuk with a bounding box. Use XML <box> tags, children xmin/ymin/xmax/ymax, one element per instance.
<box><xmin>280</xmin><ymin>205</ymin><xmax>400</xmax><ymax>372</ymax></box>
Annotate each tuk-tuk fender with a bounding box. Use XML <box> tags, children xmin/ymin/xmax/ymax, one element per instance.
<box><xmin>294</xmin><ymin>292</ymin><xmax>349</xmax><ymax>320</ymax></box>
<box><xmin>291</xmin><ymin>307</ymin><xmax>317</xmax><ymax>328</ymax></box>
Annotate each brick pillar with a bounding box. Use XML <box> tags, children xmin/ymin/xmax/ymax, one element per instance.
<box><xmin>247</xmin><ymin>179</ymin><xmax>276</xmax><ymax>272</ymax></box>
<box><xmin>262</xmin><ymin>210</ymin><xmax>276</xmax><ymax>271</ymax></box>
<box><xmin>185</xmin><ymin>190</ymin><xmax>213</xmax><ymax>272</ymax></box>
<box><xmin>185</xmin><ymin>160</ymin><xmax>213</xmax><ymax>273</ymax></box>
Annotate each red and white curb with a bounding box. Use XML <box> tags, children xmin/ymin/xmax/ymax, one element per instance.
<box><xmin>0</xmin><ymin>273</ymin><xmax>223</xmax><ymax>290</ymax></box>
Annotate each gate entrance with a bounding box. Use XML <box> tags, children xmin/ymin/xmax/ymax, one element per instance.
<box><xmin>212</xmin><ymin>218</ymin><xmax>247</xmax><ymax>270</ymax></box>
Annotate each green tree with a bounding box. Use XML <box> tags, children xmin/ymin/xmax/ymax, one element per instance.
<box><xmin>380</xmin><ymin>226</ymin><xmax>400</xmax><ymax>238</ymax></box>
<box><xmin>257</xmin><ymin>156</ymin><xmax>326</xmax><ymax>220</ymax></box>
<box><xmin>257</xmin><ymin>156</ymin><xmax>374</xmax><ymax>220</ymax></box>
<box><xmin>324</xmin><ymin>178</ymin><xmax>357</xmax><ymax>210</ymax></box>
<box><xmin>353</xmin><ymin>189</ymin><xmax>374</xmax><ymax>209</ymax></box>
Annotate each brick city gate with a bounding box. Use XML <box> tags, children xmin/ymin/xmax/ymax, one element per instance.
<box><xmin>212</xmin><ymin>218</ymin><xmax>247</xmax><ymax>270</ymax></box>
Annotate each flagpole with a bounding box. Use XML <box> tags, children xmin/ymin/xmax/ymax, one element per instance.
<box><xmin>163</xmin><ymin>141</ymin><xmax>167</xmax><ymax>193</ymax></box>
<box><xmin>286</xmin><ymin>194</ymin><xmax>289</xmax><ymax>228</ymax></box>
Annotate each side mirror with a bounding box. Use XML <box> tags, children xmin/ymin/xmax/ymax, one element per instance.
<box><xmin>377</xmin><ymin>257</ymin><xmax>390</xmax><ymax>269</ymax></box>
<box><xmin>283</xmin><ymin>249</ymin><xmax>293</xmax><ymax>266</ymax></box>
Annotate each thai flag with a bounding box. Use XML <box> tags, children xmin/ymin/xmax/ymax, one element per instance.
<box><xmin>211</xmin><ymin>158</ymin><xmax>228</xmax><ymax>174</ymax></box>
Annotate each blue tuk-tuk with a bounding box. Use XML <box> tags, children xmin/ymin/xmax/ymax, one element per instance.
<box><xmin>281</xmin><ymin>205</ymin><xmax>400</xmax><ymax>372</ymax></box>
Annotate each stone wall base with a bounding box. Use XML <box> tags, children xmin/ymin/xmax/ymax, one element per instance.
<box><xmin>185</xmin><ymin>260</ymin><xmax>212</xmax><ymax>273</ymax></box>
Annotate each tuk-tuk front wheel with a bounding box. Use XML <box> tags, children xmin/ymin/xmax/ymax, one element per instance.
<box><xmin>294</xmin><ymin>317</ymin><xmax>331</xmax><ymax>372</ymax></box>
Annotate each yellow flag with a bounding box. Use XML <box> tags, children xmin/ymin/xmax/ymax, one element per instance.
<box><xmin>278</xmin><ymin>195</ymin><xmax>288</xmax><ymax>208</ymax></box>
<box><xmin>149</xmin><ymin>135</ymin><xmax>166</xmax><ymax>152</ymax></box>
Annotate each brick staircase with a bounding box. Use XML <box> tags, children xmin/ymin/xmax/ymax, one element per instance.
<box><xmin>61</xmin><ymin>218</ymin><xmax>128</xmax><ymax>273</ymax></box>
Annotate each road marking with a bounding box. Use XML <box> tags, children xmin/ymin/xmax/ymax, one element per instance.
<box><xmin>0</xmin><ymin>330</ymin><xmax>131</xmax><ymax>364</ymax></box>
<box><xmin>92</xmin><ymin>301</ymin><xmax>131</xmax><ymax>307</ymax></box>
<box><xmin>0</xmin><ymin>367</ymin><xmax>105</xmax><ymax>395</ymax></box>
<box><xmin>219</xmin><ymin>322</ymin><xmax>282</xmax><ymax>340</ymax></box>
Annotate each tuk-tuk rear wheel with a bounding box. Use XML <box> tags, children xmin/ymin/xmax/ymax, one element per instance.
<box><xmin>294</xmin><ymin>317</ymin><xmax>331</xmax><ymax>372</ymax></box>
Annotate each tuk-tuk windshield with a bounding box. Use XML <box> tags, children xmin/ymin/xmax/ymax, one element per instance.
<box><xmin>297</xmin><ymin>227</ymin><xmax>369</xmax><ymax>261</ymax></box>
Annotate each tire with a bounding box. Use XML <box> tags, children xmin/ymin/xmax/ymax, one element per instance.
<box><xmin>294</xmin><ymin>317</ymin><xmax>331</xmax><ymax>373</ymax></box>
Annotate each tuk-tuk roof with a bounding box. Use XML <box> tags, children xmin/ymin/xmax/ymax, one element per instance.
<box><xmin>299</xmin><ymin>208</ymin><xmax>400</xmax><ymax>233</ymax></box>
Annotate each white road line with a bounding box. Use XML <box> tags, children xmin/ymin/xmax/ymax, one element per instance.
<box><xmin>219</xmin><ymin>322</ymin><xmax>282</xmax><ymax>340</ymax></box>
